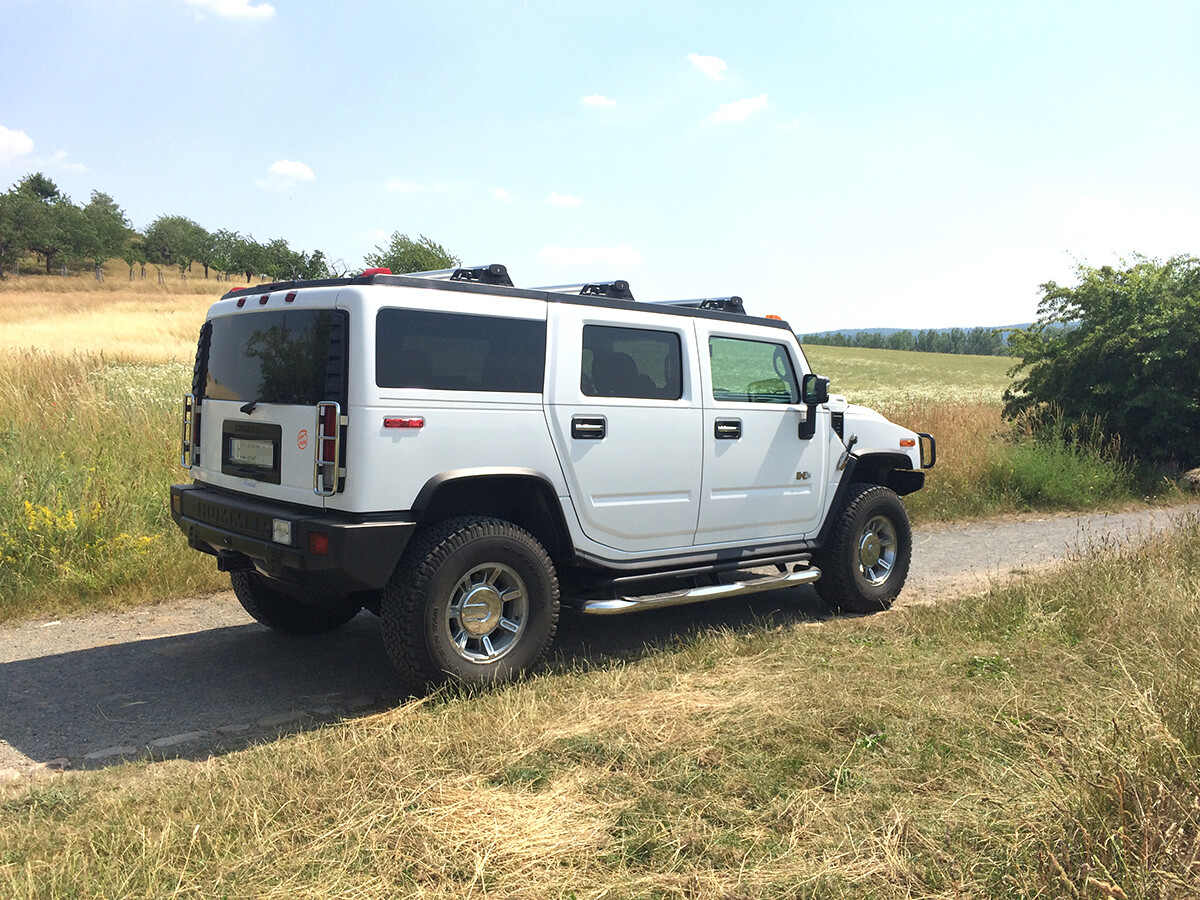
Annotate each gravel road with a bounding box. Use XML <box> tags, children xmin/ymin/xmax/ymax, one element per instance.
<box><xmin>2</xmin><ymin>503</ymin><xmax>1196</xmax><ymax>778</ymax></box>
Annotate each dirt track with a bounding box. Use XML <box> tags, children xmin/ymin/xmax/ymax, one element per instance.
<box><xmin>2</xmin><ymin>503</ymin><xmax>1195</xmax><ymax>778</ymax></box>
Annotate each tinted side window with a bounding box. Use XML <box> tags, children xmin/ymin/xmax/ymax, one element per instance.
<box><xmin>709</xmin><ymin>337</ymin><xmax>799</xmax><ymax>403</ymax></box>
<box><xmin>582</xmin><ymin>325</ymin><xmax>682</xmax><ymax>400</ymax></box>
<box><xmin>376</xmin><ymin>309</ymin><xmax>546</xmax><ymax>392</ymax></box>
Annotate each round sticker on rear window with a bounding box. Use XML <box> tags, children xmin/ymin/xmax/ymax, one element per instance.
<box><xmin>297</xmin><ymin>429</ymin><xmax>309</xmax><ymax>450</ymax></box>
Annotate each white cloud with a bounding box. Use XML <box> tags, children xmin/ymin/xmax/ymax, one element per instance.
<box><xmin>385</xmin><ymin>179</ymin><xmax>448</xmax><ymax>193</ymax></box>
<box><xmin>46</xmin><ymin>150</ymin><xmax>87</xmax><ymax>173</ymax></box>
<box><xmin>538</xmin><ymin>245</ymin><xmax>643</xmax><ymax>267</ymax></box>
<box><xmin>257</xmin><ymin>159</ymin><xmax>315</xmax><ymax>190</ymax></box>
<box><xmin>688</xmin><ymin>53</ymin><xmax>728</xmax><ymax>80</ymax></box>
<box><xmin>184</xmin><ymin>0</ymin><xmax>275</xmax><ymax>19</ymax></box>
<box><xmin>710</xmin><ymin>94</ymin><xmax>769</xmax><ymax>123</ymax></box>
<box><xmin>548</xmin><ymin>192</ymin><xmax>583</xmax><ymax>207</ymax></box>
<box><xmin>581</xmin><ymin>94</ymin><xmax>617</xmax><ymax>108</ymax></box>
<box><xmin>491</xmin><ymin>188</ymin><xmax>514</xmax><ymax>202</ymax></box>
<box><xmin>0</xmin><ymin>124</ymin><xmax>34</xmax><ymax>166</ymax></box>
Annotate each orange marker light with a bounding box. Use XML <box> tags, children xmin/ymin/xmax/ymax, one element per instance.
<box><xmin>900</xmin><ymin>438</ymin><xmax>916</xmax><ymax>447</ymax></box>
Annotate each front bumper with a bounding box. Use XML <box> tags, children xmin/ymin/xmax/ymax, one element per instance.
<box><xmin>170</xmin><ymin>483</ymin><xmax>415</xmax><ymax>595</ymax></box>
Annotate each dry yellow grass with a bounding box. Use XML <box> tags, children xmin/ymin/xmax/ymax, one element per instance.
<box><xmin>0</xmin><ymin>269</ymin><xmax>229</xmax><ymax>360</ymax></box>
<box><xmin>5</xmin><ymin>517</ymin><xmax>1200</xmax><ymax>897</ymax></box>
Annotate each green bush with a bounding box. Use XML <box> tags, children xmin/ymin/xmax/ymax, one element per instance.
<box><xmin>1005</xmin><ymin>255</ymin><xmax>1200</xmax><ymax>468</ymax></box>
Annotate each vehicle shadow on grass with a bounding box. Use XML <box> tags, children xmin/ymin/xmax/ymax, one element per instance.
<box><xmin>0</xmin><ymin>587</ymin><xmax>832</xmax><ymax>773</ymax></box>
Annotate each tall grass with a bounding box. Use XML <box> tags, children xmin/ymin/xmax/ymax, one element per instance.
<box><xmin>0</xmin><ymin>352</ymin><xmax>224</xmax><ymax>619</ymax></box>
<box><xmin>0</xmin><ymin>276</ymin><xmax>1164</xmax><ymax>621</ymax></box>
<box><xmin>3</xmin><ymin>515</ymin><xmax>1198</xmax><ymax>897</ymax></box>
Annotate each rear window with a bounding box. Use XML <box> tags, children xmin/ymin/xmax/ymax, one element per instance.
<box><xmin>205</xmin><ymin>309</ymin><xmax>343</xmax><ymax>405</ymax></box>
<box><xmin>376</xmin><ymin>308</ymin><xmax>546</xmax><ymax>392</ymax></box>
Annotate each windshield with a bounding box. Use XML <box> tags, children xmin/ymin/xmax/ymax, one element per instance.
<box><xmin>204</xmin><ymin>309</ymin><xmax>343</xmax><ymax>405</ymax></box>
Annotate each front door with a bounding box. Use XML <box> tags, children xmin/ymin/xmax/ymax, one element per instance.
<box><xmin>694</xmin><ymin>327</ymin><xmax>828</xmax><ymax>545</ymax></box>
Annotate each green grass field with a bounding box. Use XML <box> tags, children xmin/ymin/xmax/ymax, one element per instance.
<box><xmin>803</xmin><ymin>344</ymin><xmax>1014</xmax><ymax>409</ymax></box>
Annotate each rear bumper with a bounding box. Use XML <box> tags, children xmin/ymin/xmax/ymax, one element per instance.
<box><xmin>170</xmin><ymin>483</ymin><xmax>415</xmax><ymax>594</ymax></box>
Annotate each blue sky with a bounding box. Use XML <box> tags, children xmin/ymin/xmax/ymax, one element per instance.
<box><xmin>2</xmin><ymin>0</ymin><xmax>1197</xmax><ymax>331</ymax></box>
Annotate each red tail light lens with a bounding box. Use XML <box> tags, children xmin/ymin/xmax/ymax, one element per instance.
<box><xmin>309</xmin><ymin>532</ymin><xmax>329</xmax><ymax>555</ymax></box>
<box><xmin>320</xmin><ymin>406</ymin><xmax>338</xmax><ymax>462</ymax></box>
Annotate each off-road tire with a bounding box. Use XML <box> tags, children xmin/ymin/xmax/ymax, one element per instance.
<box><xmin>814</xmin><ymin>483</ymin><xmax>912</xmax><ymax>614</ymax></box>
<box><xmin>380</xmin><ymin>517</ymin><xmax>560</xmax><ymax>689</ymax></box>
<box><xmin>231</xmin><ymin>571</ymin><xmax>362</xmax><ymax>635</ymax></box>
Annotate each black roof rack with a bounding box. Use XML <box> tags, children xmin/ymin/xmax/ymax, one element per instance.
<box><xmin>406</xmin><ymin>264</ymin><xmax>513</xmax><ymax>286</ymax></box>
<box><xmin>579</xmin><ymin>280</ymin><xmax>635</xmax><ymax>301</ymax></box>
<box><xmin>651</xmin><ymin>296</ymin><xmax>746</xmax><ymax>315</ymax></box>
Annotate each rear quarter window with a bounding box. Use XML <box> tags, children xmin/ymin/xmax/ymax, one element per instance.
<box><xmin>376</xmin><ymin>308</ymin><xmax>546</xmax><ymax>392</ymax></box>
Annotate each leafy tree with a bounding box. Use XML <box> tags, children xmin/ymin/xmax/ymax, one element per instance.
<box><xmin>364</xmin><ymin>232</ymin><xmax>459</xmax><ymax>274</ymax></box>
<box><xmin>232</xmin><ymin>235</ymin><xmax>267</xmax><ymax>282</ymax></box>
<box><xmin>142</xmin><ymin>215</ymin><xmax>208</xmax><ymax>280</ymax></box>
<box><xmin>18</xmin><ymin>172</ymin><xmax>60</xmax><ymax>203</ymax></box>
<box><xmin>120</xmin><ymin>235</ymin><xmax>146</xmax><ymax>280</ymax></box>
<box><xmin>1004</xmin><ymin>255</ymin><xmax>1200</xmax><ymax>467</ymax></box>
<box><xmin>80</xmin><ymin>191</ymin><xmax>132</xmax><ymax>278</ymax></box>
<box><xmin>0</xmin><ymin>189</ymin><xmax>21</xmax><ymax>276</ymax></box>
<box><xmin>14</xmin><ymin>173</ymin><xmax>81</xmax><ymax>275</ymax></box>
<box><xmin>210</xmin><ymin>229</ymin><xmax>242</xmax><ymax>281</ymax></box>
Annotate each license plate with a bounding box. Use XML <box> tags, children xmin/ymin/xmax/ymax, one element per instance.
<box><xmin>229</xmin><ymin>437</ymin><xmax>274</xmax><ymax>468</ymax></box>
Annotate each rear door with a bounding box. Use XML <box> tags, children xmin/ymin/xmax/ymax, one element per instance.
<box><xmin>194</xmin><ymin>292</ymin><xmax>346</xmax><ymax>509</ymax></box>
<box><xmin>545</xmin><ymin>306</ymin><xmax>703</xmax><ymax>554</ymax></box>
<box><xmin>694</xmin><ymin>323</ymin><xmax>829</xmax><ymax>544</ymax></box>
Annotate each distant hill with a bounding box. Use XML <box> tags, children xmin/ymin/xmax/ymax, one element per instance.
<box><xmin>803</xmin><ymin>324</ymin><xmax>1031</xmax><ymax>339</ymax></box>
<box><xmin>797</xmin><ymin>325</ymin><xmax>1033</xmax><ymax>357</ymax></box>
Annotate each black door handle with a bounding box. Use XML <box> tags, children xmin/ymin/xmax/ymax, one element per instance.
<box><xmin>714</xmin><ymin>418</ymin><xmax>742</xmax><ymax>440</ymax></box>
<box><xmin>572</xmin><ymin>416</ymin><xmax>607</xmax><ymax>440</ymax></box>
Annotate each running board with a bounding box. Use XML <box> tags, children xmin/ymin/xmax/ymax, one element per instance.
<box><xmin>579</xmin><ymin>567</ymin><xmax>821</xmax><ymax>615</ymax></box>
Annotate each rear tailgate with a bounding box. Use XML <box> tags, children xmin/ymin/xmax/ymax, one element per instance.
<box><xmin>188</xmin><ymin>289</ymin><xmax>347</xmax><ymax>510</ymax></box>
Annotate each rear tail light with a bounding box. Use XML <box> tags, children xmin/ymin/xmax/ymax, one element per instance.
<box><xmin>314</xmin><ymin>401</ymin><xmax>344</xmax><ymax>496</ymax></box>
<box><xmin>309</xmin><ymin>532</ymin><xmax>330</xmax><ymax>555</ymax></box>
<box><xmin>181</xmin><ymin>393</ymin><xmax>196</xmax><ymax>468</ymax></box>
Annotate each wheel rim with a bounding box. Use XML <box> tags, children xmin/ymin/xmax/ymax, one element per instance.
<box><xmin>444</xmin><ymin>562</ymin><xmax>529</xmax><ymax>664</ymax></box>
<box><xmin>857</xmin><ymin>515</ymin><xmax>897</xmax><ymax>586</ymax></box>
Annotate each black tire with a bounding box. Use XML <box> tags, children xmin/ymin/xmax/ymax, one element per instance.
<box><xmin>814</xmin><ymin>484</ymin><xmax>912</xmax><ymax>614</ymax></box>
<box><xmin>230</xmin><ymin>571</ymin><xmax>361</xmax><ymax>635</ymax></box>
<box><xmin>380</xmin><ymin>517</ymin><xmax>560</xmax><ymax>688</ymax></box>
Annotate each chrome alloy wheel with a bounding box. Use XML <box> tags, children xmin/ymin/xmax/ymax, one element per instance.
<box><xmin>444</xmin><ymin>562</ymin><xmax>529</xmax><ymax>663</ymax></box>
<box><xmin>857</xmin><ymin>515</ymin><xmax>898</xmax><ymax>586</ymax></box>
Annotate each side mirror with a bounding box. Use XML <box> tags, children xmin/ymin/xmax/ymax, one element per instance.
<box><xmin>801</xmin><ymin>373</ymin><xmax>829</xmax><ymax>406</ymax></box>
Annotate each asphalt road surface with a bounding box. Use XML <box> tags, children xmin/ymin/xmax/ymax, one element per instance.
<box><xmin>2</xmin><ymin>503</ymin><xmax>1195</xmax><ymax>777</ymax></box>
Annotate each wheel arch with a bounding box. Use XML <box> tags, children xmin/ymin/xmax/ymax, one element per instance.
<box><xmin>412</xmin><ymin>468</ymin><xmax>574</xmax><ymax>566</ymax></box>
<box><xmin>850</xmin><ymin>452</ymin><xmax>926</xmax><ymax>497</ymax></box>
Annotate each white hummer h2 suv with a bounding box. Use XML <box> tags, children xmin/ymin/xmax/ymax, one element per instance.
<box><xmin>171</xmin><ymin>264</ymin><xmax>935</xmax><ymax>687</ymax></box>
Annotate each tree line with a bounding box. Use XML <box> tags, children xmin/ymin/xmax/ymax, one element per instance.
<box><xmin>0</xmin><ymin>172</ymin><xmax>333</xmax><ymax>283</ymax></box>
<box><xmin>800</xmin><ymin>326</ymin><xmax>1008</xmax><ymax>356</ymax></box>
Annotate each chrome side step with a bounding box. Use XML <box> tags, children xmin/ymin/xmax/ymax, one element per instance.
<box><xmin>579</xmin><ymin>566</ymin><xmax>821</xmax><ymax>616</ymax></box>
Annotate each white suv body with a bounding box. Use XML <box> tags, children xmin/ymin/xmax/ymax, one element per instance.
<box><xmin>172</xmin><ymin>267</ymin><xmax>934</xmax><ymax>686</ymax></box>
